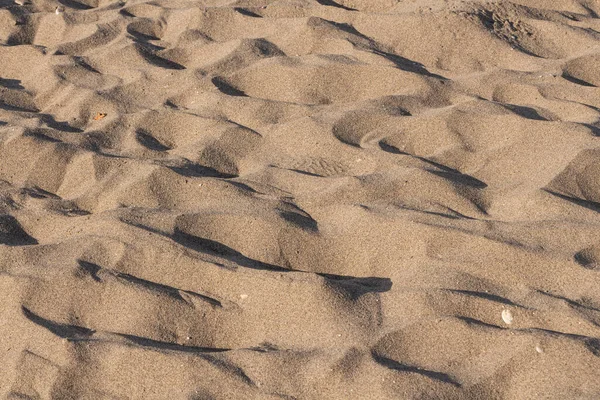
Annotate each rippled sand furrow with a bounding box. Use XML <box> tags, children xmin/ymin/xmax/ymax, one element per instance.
<box><xmin>1</xmin><ymin>0</ymin><xmax>600</xmax><ymax>398</ymax></box>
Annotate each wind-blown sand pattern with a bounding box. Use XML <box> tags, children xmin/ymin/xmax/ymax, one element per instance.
<box><xmin>1</xmin><ymin>0</ymin><xmax>600</xmax><ymax>398</ymax></box>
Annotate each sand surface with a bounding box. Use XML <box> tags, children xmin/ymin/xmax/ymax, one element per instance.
<box><xmin>1</xmin><ymin>0</ymin><xmax>600</xmax><ymax>398</ymax></box>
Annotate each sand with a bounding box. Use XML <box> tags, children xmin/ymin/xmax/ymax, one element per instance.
<box><xmin>1</xmin><ymin>0</ymin><xmax>600</xmax><ymax>398</ymax></box>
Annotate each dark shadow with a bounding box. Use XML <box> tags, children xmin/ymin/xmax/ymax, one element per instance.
<box><xmin>119</xmin><ymin>333</ymin><xmax>229</xmax><ymax>353</ymax></box>
<box><xmin>393</xmin><ymin>203</ymin><xmax>476</xmax><ymax>220</ymax></box>
<box><xmin>371</xmin><ymin>352</ymin><xmax>461</xmax><ymax>387</ymax></box>
<box><xmin>561</xmin><ymin>12</ymin><xmax>582</xmax><ymax>21</ymax></box>
<box><xmin>234</xmin><ymin>7</ymin><xmax>262</xmax><ymax>17</ymax></box>
<box><xmin>168</xmin><ymin>162</ymin><xmax>236</xmax><ymax>179</ymax></box>
<box><xmin>39</xmin><ymin>114</ymin><xmax>83</xmax><ymax>133</ymax></box>
<box><xmin>423</xmin><ymin>161</ymin><xmax>487</xmax><ymax>188</ymax></box>
<box><xmin>456</xmin><ymin>316</ymin><xmax>504</xmax><ymax>330</ymax></box>
<box><xmin>279</xmin><ymin>210</ymin><xmax>318</xmax><ymax>231</ymax></box>
<box><xmin>544</xmin><ymin>189</ymin><xmax>600</xmax><ymax>213</ymax></box>
<box><xmin>57</xmin><ymin>0</ymin><xmax>93</xmax><ymax>9</ymax></box>
<box><xmin>134</xmin><ymin>43</ymin><xmax>185</xmax><ymax>70</ymax></box>
<box><xmin>0</xmin><ymin>101</ymin><xmax>38</xmax><ymax>113</ymax></box>
<box><xmin>72</xmin><ymin>56</ymin><xmax>100</xmax><ymax>74</ymax></box>
<box><xmin>173</xmin><ymin>229</ymin><xmax>289</xmax><ymax>272</ymax></box>
<box><xmin>22</xmin><ymin>307</ymin><xmax>94</xmax><ymax>338</ymax></box>
<box><xmin>211</xmin><ymin>77</ymin><xmax>247</xmax><ymax>97</ymax></box>
<box><xmin>537</xmin><ymin>290</ymin><xmax>600</xmax><ymax>312</ymax></box>
<box><xmin>586</xmin><ymin>338</ymin><xmax>600</xmax><ymax>356</ymax></box>
<box><xmin>503</xmin><ymin>104</ymin><xmax>548</xmax><ymax>121</ymax></box>
<box><xmin>378</xmin><ymin>141</ymin><xmax>403</xmax><ymax>154</ymax></box>
<box><xmin>120</xmin><ymin>8</ymin><xmax>135</xmax><ymax>17</ymax></box>
<box><xmin>116</xmin><ymin>272</ymin><xmax>222</xmax><ymax>307</ymax></box>
<box><xmin>446</xmin><ymin>289</ymin><xmax>521</xmax><ymax>307</ymax></box>
<box><xmin>129</xmin><ymin>34</ymin><xmax>165</xmax><ymax>51</ymax></box>
<box><xmin>164</xmin><ymin>99</ymin><xmax>179</xmax><ymax>109</ymax></box>
<box><xmin>429</xmin><ymin>170</ymin><xmax>487</xmax><ymax>189</ymax></box>
<box><xmin>372</xmin><ymin>48</ymin><xmax>447</xmax><ymax>80</ymax></box>
<box><xmin>136</xmin><ymin>130</ymin><xmax>171</xmax><ymax>151</ymax></box>
<box><xmin>574</xmin><ymin>251</ymin><xmax>598</xmax><ymax>270</ymax></box>
<box><xmin>77</xmin><ymin>260</ymin><xmax>102</xmax><ymax>282</ymax></box>
<box><xmin>581</xmin><ymin>4</ymin><xmax>599</xmax><ymax>18</ymax></box>
<box><xmin>562</xmin><ymin>73</ymin><xmax>597</xmax><ymax>87</ymax></box>
<box><xmin>316</xmin><ymin>0</ymin><xmax>356</xmax><ymax>11</ymax></box>
<box><xmin>123</xmin><ymin>221</ymin><xmax>285</xmax><ymax>271</ymax></box>
<box><xmin>583</xmin><ymin>123</ymin><xmax>600</xmax><ymax>136</ymax></box>
<box><xmin>0</xmin><ymin>77</ymin><xmax>23</xmax><ymax>89</ymax></box>
<box><xmin>0</xmin><ymin>214</ymin><xmax>37</xmax><ymax>245</ymax></box>
<box><xmin>248</xmin><ymin>38</ymin><xmax>285</xmax><ymax>57</ymax></box>
<box><xmin>514</xmin><ymin>326</ymin><xmax>600</xmax><ymax>357</ymax></box>
<box><xmin>288</xmin><ymin>168</ymin><xmax>324</xmax><ymax>177</ymax></box>
<box><xmin>320</xmin><ymin>20</ymin><xmax>446</xmax><ymax>79</ymax></box>
<box><xmin>379</xmin><ymin>141</ymin><xmax>487</xmax><ymax>188</ymax></box>
<box><xmin>23</xmin><ymin>129</ymin><xmax>62</xmax><ymax>143</ymax></box>
<box><xmin>321</xmin><ymin>274</ymin><xmax>392</xmax><ymax>300</ymax></box>
<box><xmin>226</xmin><ymin>181</ymin><xmax>259</xmax><ymax>194</ymax></box>
<box><xmin>278</xmin><ymin>204</ymin><xmax>318</xmax><ymax>232</ymax></box>
<box><xmin>199</xmin><ymin>353</ymin><xmax>255</xmax><ymax>385</ymax></box>
<box><xmin>249</xmin><ymin>342</ymin><xmax>280</xmax><ymax>353</ymax></box>
<box><xmin>24</xmin><ymin>305</ymin><xmax>231</xmax><ymax>353</ymax></box>
<box><xmin>127</xmin><ymin>26</ymin><xmax>162</xmax><ymax>42</ymax></box>
<box><xmin>23</xmin><ymin>186</ymin><xmax>61</xmax><ymax>200</ymax></box>
<box><xmin>124</xmin><ymin>222</ymin><xmax>393</xmax><ymax>301</ymax></box>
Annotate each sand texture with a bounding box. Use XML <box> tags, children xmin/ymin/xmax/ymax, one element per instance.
<box><xmin>2</xmin><ymin>0</ymin><xmax>600</xmax><ymax>398</ymax></box>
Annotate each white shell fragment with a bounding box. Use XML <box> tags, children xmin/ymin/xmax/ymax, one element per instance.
<box><xmin>535</xmin><ymin>345</ymin><xmax>544</xmax><ymax>354</ymax></box>
<box><xmin>239</xmin><ymin>294</ymin><xmax>248</xmax><ymax>300</ymax></box>
<box><xmin>501</xmin><ymin>309</ymin><xmax>514</xmax><ymax>325</ymax></box>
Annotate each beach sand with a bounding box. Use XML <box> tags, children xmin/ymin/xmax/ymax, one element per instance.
<box><xmin>1</xmin><ymin>0</ymin><xmax>600</xmax><ymax>398</ymax></box>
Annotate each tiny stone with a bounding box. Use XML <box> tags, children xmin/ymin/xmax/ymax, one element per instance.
<box><xmin>240</xmin><ymin>294</ymin><xmax>248</xmax><ymax>300</ymax></box>
<box><xmin>502</xmin><ymin>309</ymin><xmax>514</xmax><ymax>325</ymax></box>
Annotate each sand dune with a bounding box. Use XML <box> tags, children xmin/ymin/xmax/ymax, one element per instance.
<box><xmin>1</xmin><ymin>0</ymin><xmax>600</xmax><ymax>398</ymax></box>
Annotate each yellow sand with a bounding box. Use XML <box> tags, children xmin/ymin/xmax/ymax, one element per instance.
<box><xmin>1</xmin><ymin>0</ymin><xmax>600</xmax><ymax>398</ymax></box>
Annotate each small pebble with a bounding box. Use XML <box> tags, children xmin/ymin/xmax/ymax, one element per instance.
<box><xmin>502</xmin><ymin>309</ymin><xmax>514</xmax><ymax>325</ymax></box>
<box><xmin>240</xmin><ymin>294</ymin><xmax>248</xmax><ymax>300</ymax></box>
<box><xmin>55</xmin><ymin>6</ymin><xmax>64</xmax><ymax>14</ymax></box>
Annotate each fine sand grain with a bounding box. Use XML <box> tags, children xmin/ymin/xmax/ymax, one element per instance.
<box><xmin>1</xmin><ymin>0</ymin><xmax>600</xmax><ymax>399</ymax></box>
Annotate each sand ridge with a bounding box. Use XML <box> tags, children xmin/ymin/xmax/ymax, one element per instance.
<box><xmin>1</xmin><ymin>0</ymin><xmax>600</xmax><ymax>398</ymax></box>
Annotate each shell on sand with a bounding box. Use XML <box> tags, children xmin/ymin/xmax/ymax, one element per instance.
<box><xmin>502</xmin><ymin>309</ymin><xmax>514</xmax><ymax>325</ymax></box>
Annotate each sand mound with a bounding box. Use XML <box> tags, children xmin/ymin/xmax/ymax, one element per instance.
<box><xmin>1</xmin><ymin>0</ymin><xmax>600</xmax><ymax>398</ymax></box>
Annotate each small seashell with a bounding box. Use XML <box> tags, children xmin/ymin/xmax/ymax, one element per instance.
<box><xmin>535</xmin><ymin>345</ymin><xmax>543</xmax><ymax>353</ymax></box>
<box><xmin>239</xmin><ymin>294</ymin><xmax>248</xmax><ymax>300</ymax></box>
<box><xmin>501</xmin><ymin>309</ymin><xmax>514</xmax><ymax>325</ymax></box>
<box><xmin>55</xmin><ymin>6</ymin><xmax>64</xmax><ymax>14</ymax></box>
